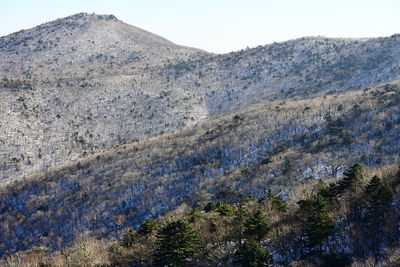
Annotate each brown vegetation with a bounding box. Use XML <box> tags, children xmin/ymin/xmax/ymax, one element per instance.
<box><xmin>0</xmin><ymin>84</ymin><xmax>399</xmax><ymax>261</ymax></box>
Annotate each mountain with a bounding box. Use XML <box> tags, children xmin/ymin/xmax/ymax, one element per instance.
<box><xmin>0</xmin><ymin>12</ymin><xmax>204</xmax><ymax>81</ymax></box>
<box><xmin>1</xmin><ymin>83</ymin><xmax>399</xmax><ymax>258</ymax></box>
<box><xmin>2</xmin><ymin>15</ymin><xmax>400</xmax><ymax>184</ymax></box>
<box><xmin>0</xmin><ymin>13</ymin><xmax>207</xmax><ymax>183</ymax></box>
<box><xmin>1</xmin><ymin>12</ymin><xmax>400</xmax><ymax>266</ymax></box>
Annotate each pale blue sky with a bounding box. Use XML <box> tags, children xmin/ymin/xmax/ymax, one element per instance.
<box><xmin>0</xmin><ymin>0</ymin><xmax>399</xmax><ymax>53</ymax></box>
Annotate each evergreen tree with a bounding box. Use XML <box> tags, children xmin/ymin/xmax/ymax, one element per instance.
<box><xmin>266</xmin><ymin>189</ymin><xmax>275</xmax><ymax>201</ymax></box>
<box><xmin>306</xmin><ymin>207</ymin><xmax>334</xmax><ymax>250</ymax></box>
<box><xmin>272</xmin><ymin>195</ymin><xmax>287</xmax><ymax>212</ymax></box>
<box><xmin>204</xmin><ymin>201</ymin><xmax>217</xmax><ymax>212</ymax></box>
<box><xmin>373</xmin><ymin>185</ymin><xmax>393</xmax><ymax>210</ymax></box>
<box><xmin>234</xmin><ymin>195</ymin><xmax>249</xmax><ymax>248</ymax></box>
<box><xmin>262</xmin><ymin>190</ymin><xmax>287</xmax><ymax>212</ymax></box>
<box><xmin>121</xmin><ymin>228</ymin><xmax>136</xmax><ymax>247</ymax></box>
<box><xmin>318</xmin><ymin>182</ymin><xmax>340</xmax><ymax>200</ymax></box>
<box><xmin>188</xmin><ymin>209</ymin><xmax>202</xmax><ymax>223</ymax></box>
<box><xmin>204</xmin><ymin>201</ymin><xmax>234</xmax><ymax>216</ymax></box>
<box><xmin>138</xmin><ymin>219</ymin><xmax>157</xmax><ymax>235</ymax></box>
<box><xmin>244</xmin><ymin>210</ymin><xmax>271</xmax><ymax>241</ymax></box>
<box><xmin>235</xmin><ymin>241</ymin><xmax>272</xmax><ymax>267</ymax></box>
<box><xmin>365</xmin><ymin>175</ymin><xmax>382</xmax><ymax>197</ymax></box>
<box><xmin>298</xmin><ymin>195</ymin><xmax>335</xmax><ymax>251</ymax></box>
<box><xmin>154</xmin><ymin>220</ymin><xmax>201</xmax><ymax>266</ymax></box>
<box><xmin>365</xmin><ymin>176</ymin><xmax>393</xmax><ymax>218</ymax></box>
<box><xmin>364</xmin><ymin>176</ymin><xmax>393</xmax><ymax>255</ymax></box>
<box><xmin>216</xmin><ymin>202</ymin><xmax>235</xmax><ymax>216</ymax></box>
<box><xmin>337</xmin><ymin>163</ymin><xmax>363</xmax><ymax>194</ymax></box>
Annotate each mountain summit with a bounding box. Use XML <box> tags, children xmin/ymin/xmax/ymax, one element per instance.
<box><xmin>0</xmin><ymin>13</ymin><xmax>204</xmax><ymax>81</ymax></box>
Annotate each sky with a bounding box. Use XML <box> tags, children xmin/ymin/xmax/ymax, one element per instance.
<box><xmin>0</xmin><ymin>0</ymin><xmax>399</xmax><ymax>53</ymax></box>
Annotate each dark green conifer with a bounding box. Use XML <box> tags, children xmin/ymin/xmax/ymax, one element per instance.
<box><xmin>188</xmin><ymin>209</ymin><xmax>202</xmax><ymax>223</ymax></box>
<box><xmin>272</xmin><ymin>195</ymin><xmax>287</xmax><ymax>212</ymax></box>
<box><xmin>298</xmin><ymin>195</ymin><xmax>335</xmax><ymax>250</ymax></box>
<box><xmin>364</xmin><ymin>175</ymin><xmax>393</xmax><ymax>255</ymax></box>
<box><xmin>204</xmin><ymin>201</ymin><xmax>217</xmax><ymax>212</ymax></box>
<box><xmin>235</xmin><ymin>241</ymin><xmax>272</xmax><ymax>267</ymax></box>
<box><xmin>365</xmin><ymin>176</ymin><xmax>393</xmax><ymax>221</ymax></box>
<box><xmin>337</xmin><ymin>163</ymin><xmax>363</xmax><ymax>194</ymax></box>
<box><xmin>138</xmin><ymin>219</ymin><xmax>157</xmax><ymax>235</ymax></box>
<box><xmin>266</xmin><ymin>189</ymin><xmax>275</xmax><ymax>200</ymax></box>
<box><xmin>365</xmin><ymin>175</ymin><xmax>382</xmax><ymax>197</ymax></box>
<box><xmin>234</xmin><ymin>195</ymin><xmax>249</xmax><ymax>248</ymax></box>
<box><xmin>154</xmin><ymin>219</ymin><xmax>201</xmax><ymax>266</ymax></box>
<box><xmin>263</xmin><ymin>190</ymin><xmax>287</xmax><ymax>212</ymax></box>
<box><xmin>216</xmin><ymin>202</ymin><xmax>235</xmax><ymax>216</ymax></box>
<box><xmin>244</xmin><ymin>210</ymin><xmax>271</xmax><ymax>241</ymax></box>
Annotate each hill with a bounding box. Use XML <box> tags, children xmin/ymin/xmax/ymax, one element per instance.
<box><xmin>1</xmin><ymin>83</ymin><xmax>399</xmax><ymax>259</ymax></box>
<box><xmin>3</xmin><ymin>164</ymin><xmax>399</xmax><ymax>266</ymax></box>
<box><xmin>0</xmin><ymin>12</ymin><xmax>204</xmax><ymax>81</ymax></box>
<box><xmin>2</xmin><ymin>14</ymin><xmax>400</xmax><ymax>183</ymax></box>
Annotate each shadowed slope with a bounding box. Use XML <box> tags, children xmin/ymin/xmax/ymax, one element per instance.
<box><xmin>0</xmin><ymin>83</ymin><xmax>399</xmax><ymax>256</ymax></box>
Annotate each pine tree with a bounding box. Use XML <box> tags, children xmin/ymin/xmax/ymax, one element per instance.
<box><xmin>244</xmin><ymin>210</ymin><xmax>271</xmax><ymax>241</ymax></box>
<box><xmin>204</xmin><ymin>201</ymin><xmax>234</xmax><ymax>216</ymax></box>
<box><xmin>235</xmin><ymin>241</ymin><xmax>272</xmax><ymax>267</ymax></box>
<box><xmin>188</xmin><ymin>209</ymin><xmax>202</xmax><ymax>223</ymax></box>
<box><xmin>121</xmin><ymin>228</ymin><xmax>136</xmax><ymax>247</ymax></box>
<box><xmin>374</xmin><ymin>185</ymin><xmax>393</xmax><ymax>210</ymax></box>
<box><xmin>365</xmin><ymin>176</ymin><xmax>393</xmax><ymax>218</ymax></box>
<box><xmin>364</xmin><ymin>176</ymin><xmax>393</xmax><ymax>255</ymax></box>
<box><xmin>204</xmin><ymin>201</ymin><xmax>217</xmax><ymax>212</ymax></box>
<box><xmin>272</xmin><ymin>195</ymin><xmax>287</xmax><ymax>212</ymax></box>
<box><xmin>365</xmin><ymin>175</ymin><xmax>382</xmax><ymax>198</ymax></box>
<box><xmin>216</xmin><ymin>202</ymin><xmax>235</xmax><ymax>216</ymax></box>
<box><xmin>138</xmin><ymin>219</ymin><xmax>157</xmax><ymax>235</ymax></box>
<box><xmin>234</xmin><ymin>195</ymin><xmax>249</xmax><ymax>248</ymax></box>
<box><xmin>337</xmin><ymin>163</ymin><xmax>363</xmax><ymax>194</ymax></box>
<box><xmin>154</xmin><ymin>220</ymin><xmax>201</xmax><ymax>266</ymax></box>
<box><xmin>307</xmin><ymin>207</ymin><xmax>334</xmax><ymax>250</ymax></box>
<box><xmin>266</xmin><ymin>189</ymin><xmax>275</xmax><ymax>201</ymax></box>
<box><xmin>318</xmin><ymin>182</ymin><xmax>340</xmax><ymax>200</ymax></box>
<box><xmin>262</xmin><ymin>190</ymin><xmax>287</xmax><ymax>212</ymax></box>
<box><xmin>298</xmin><ymin>195</ymin><xmax>335</xmax><ymax>251</ymax></box>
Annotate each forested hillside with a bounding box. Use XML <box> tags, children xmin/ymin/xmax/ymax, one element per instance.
<box><xmin>1</xmin><ymin>83</ymin><xmax>399</xmax><ymax>265</ymax></box>
<box><xmin>2</xmin><ymin>13</ymin><xmax>400</xmax><ymax>267</ymax></box>
<box><xmin>2</xmin><ymin>164</ymin><xmax>399</xmax><ymax>266</ymax></box>
<box><xmin>2</xmin><ymin>14</ymin><xmax>400</xmax><ymax>183</ymax></box>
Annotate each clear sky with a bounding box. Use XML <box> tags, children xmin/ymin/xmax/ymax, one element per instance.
<box><xmin>0</xmin><ymin>0</ymin><xmax>399</xmax><ymax>53</ymax></box>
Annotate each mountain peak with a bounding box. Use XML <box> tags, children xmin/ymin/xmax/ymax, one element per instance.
<box><xmin>0</xmin><ymin>12</ymin><xmax>204</xmax><ymax>81</ymax></box>
<box><xmin>59</xmin><ymin>12</ymin><xmax>118</xmax><ymax>22</ymax></box>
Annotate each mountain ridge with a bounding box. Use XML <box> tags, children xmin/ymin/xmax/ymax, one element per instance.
<box><xmin>1</xmin><ymin>14</ymin><xmax>400</xmax><ymax>184</ymax></box>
